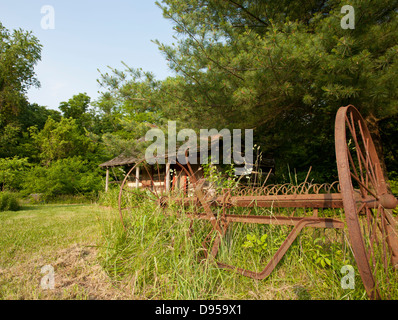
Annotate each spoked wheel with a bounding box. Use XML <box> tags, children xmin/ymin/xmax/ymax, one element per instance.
<box><xmin>118</xmin><ymin>159</ymin><xmax>169</xmax><ymax>229</ymax></box>
<box><xmin>335</xmin><ymin>105</ymin><xmax>398</xmax><ymax>299</ymax></box>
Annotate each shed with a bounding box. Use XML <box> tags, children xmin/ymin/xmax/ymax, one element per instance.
<box><xmin>99</xmin><ymin>136</ymin><xmax>275</xmax><ymax>192</ymax></box>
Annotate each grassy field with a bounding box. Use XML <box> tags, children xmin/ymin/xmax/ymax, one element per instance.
<box><xmin>0</xmin><ymin>204</ymin><xmax>132</xmax><ymax>299</ymax></box>
<box><xmin>99</xmin><ymin>197</ymin><xmax>368</xmax><ymax>300</ymax></box>
<box><xmin>1</xmin><ymin>198</ymin><xmax>396</xmax><ymax>300</ymax></box>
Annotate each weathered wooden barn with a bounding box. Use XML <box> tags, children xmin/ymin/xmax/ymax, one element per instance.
<box><xmin>99</xmin><ymin>137</ymin><xmax>275</xmax><ymax>193</ymax></box>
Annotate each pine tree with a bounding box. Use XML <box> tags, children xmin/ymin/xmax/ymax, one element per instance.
<box><xmin>152</xmin><ymin>0</ymin><xmax>398</xmax><ymax>179</ymax></box>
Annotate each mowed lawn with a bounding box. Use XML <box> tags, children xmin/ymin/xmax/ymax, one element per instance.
<box><xmin>0</xmin><ymin>204</ymin><xmax>131</xmax><ymax>300</ymax></box>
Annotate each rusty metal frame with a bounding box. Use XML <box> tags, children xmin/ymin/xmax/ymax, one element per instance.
<box><xmin>117</xmin><ymin>105</ymin><xmax>398</xmax><ymax>300</ymax></box>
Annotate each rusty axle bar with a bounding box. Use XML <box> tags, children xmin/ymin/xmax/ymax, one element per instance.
<box><xmin>168</xmin><ymin>192</ymin><xmax>395</xmax><ymax>210</ymax></box>
<box><xmin>185</xmin><ymin>212</ymin><xmax>345</xmax><ymax>229</ymax></box>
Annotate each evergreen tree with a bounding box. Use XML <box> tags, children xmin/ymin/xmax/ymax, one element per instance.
<box><xmin>150</xmin><ymin>0</ymin><xmax>398</xmax><ymax>179</ymax></box>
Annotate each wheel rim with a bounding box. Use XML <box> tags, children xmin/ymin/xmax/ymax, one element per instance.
<box><xmin>335</xmin><ymin>105</ymin><xmax>398</xmax><ymax>299</ymax></box>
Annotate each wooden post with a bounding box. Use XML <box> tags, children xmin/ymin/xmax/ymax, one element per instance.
<box><xmin>166</xmin><ymin>163</ymin><xmax>170</xmax><ymax>192</ymax></box>
<box><xmin>135</xmin><ymin>165</ymin><xmax>140</xmax><ymax>189</ymax></box>
<box><xmin>105</xmin><ymin>168</ymin><xmax>109</xmax><ymax>193</ymax></box>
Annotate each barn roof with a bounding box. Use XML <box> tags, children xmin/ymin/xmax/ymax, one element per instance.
<box><xmin>98</xmin><ymin>133</ymin><xmax>274</xmax><ymax>168</ymax></box>
<box><xmin>99</xmin><ymin>154</ymin><xmax>140</xmax><ymax>167</ymax></box>
<box><xmin>99</xmin><ymin>133</ymin><xmax>223</xmax><ymax>168</ymax></box>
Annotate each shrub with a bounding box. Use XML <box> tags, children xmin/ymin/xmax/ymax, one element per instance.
<box><xmin>0</xmin><ymin>156</ymin><xmax>30</xmax><ymax>191</ymax></box>
<box><xmin>0</xmin><ymin>192</ymin><xmax>21</xmax><ymax>211</ymax></box>
<box><xmin>389</xmin><ymin>178</ymin><xmax>398</xmax><ymax>197</ymax></box>
<box><xmin>21</xmin><ymin>156</ymin><xmax>104</xmax><ymax>201</ymax></box>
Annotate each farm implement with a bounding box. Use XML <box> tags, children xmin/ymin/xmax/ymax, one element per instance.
<box><xmin>118</xmin><ymin>105</ymin><xmax>398</xmax><ymax>300</ymax></box>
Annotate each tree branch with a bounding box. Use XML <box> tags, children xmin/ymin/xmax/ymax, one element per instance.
<box><xmin>226</xmin><ymin>0</ymin><xmax>269</xmax><ymax>27</ymax></box>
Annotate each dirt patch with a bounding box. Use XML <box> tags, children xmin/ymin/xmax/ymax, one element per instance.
<box><xmin>50</xmin><ymin>244</ymin><xmax>126</xmax><ymax>299</ymax></box>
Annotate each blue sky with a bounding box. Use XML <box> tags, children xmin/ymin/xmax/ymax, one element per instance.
<box><xmin>0</xmin><ymin>0</ymin><xmax>176</xmax><ymax>110</ymax></box>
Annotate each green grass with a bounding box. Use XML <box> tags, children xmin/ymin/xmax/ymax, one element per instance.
<box><xmin>1</xmin><ymin>199</ymin><xmax>396</xmax><ymax>300</ymax></box>
<box><xmin>1</xmin><ymin>205</ymin><xmax>101</xmax><ymax>264</ymax></box>
<box><xmin>0</xmin><ymin>204</ymin><xmax>129</xmax><ymax>300</ymax></box>
<box><xmin>98</xmin><ymin>198</ymin><xmax>387</xmax><ymax>300</ymax></box>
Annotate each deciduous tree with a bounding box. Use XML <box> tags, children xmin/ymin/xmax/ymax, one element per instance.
<box><xmin>0</xmin><ymin>23</ymin><xmax>42</xmax><ymax>126</ymax></box>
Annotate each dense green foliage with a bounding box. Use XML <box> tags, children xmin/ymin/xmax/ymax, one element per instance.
<box><xmin>0</xmin><ymin>22</ymin><xmax>42</xmax><ymax>126</ymax></box>
<box><xmin>20</xmin><ymin>157</ymin><xmax>103</xmax><ymax>201</ymax></box>
<box><xmin>1</xmin><ymin>1</ymin><xmax>398</xmax><ymax>200</ymax></box>
<box><xmin>0</xmin><ymin>24</ymin><xmax>112</xmax><ymax>199</ymax></box>
<box><xmin>157</xmin><ymin>0</ymin><xmax>398</xmax><ymax>180</ymax></box>
<box><xmin>0</xmin><ymin>156</ymin><xmax>30</xmax><ymax>191</ymax></box>
<box><xmin>0</xmin><ymin>191</ymin><xmax>20</xmax><ymax>211</ymax></box>
<box><xmin>29</xmin><ymin>117</ymin><xmax>96</xmax><ymax>166</ymax></box>
<box><xmin>95</xmin><ymin>0</ymin><xmax>398</xmax><ymax>181</ymax></box>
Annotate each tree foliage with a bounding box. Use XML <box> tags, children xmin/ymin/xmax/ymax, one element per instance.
<box><xmin>0</xmin><ymin>156</ymin><xmax>30</xmax><ymax>191</ymax></box>
<box><xmin>0</xmin><ymin>22</ymin><xmax>42</xmax><ymax>126</ymax></box>
<box><xmin>29</xmin><ymin>117</ymin><xmax>96</xmax><ymax>166</ymax></box>
<box><xmin>1</xmin><ymin>1</ymin><xmax>398</xmax><ymax>201</ymax></box>
<box><xmin>21</xmin><ymin>157</ymin><xmax>103</xmax><ymax>200</ymax></box>
<box><xmin>59</xmin><ymin>92</ymin><xmax>96</xmax><ymax>131</ymax></box>
<box><xmin>149</xmin><ymin>0</ymin><xmax>398</xmax><ymax>179</ymax></box>
<box><xmin>96</xmin><ymin>64</ymin><xmax>168</xmax><ymax>158</ymax></box>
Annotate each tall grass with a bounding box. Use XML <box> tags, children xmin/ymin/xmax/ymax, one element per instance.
<box><xmin>96</xmin><ymin>191</ymin><xmax>395</xmax><ymax>300</ymax></box>
<box><xmin>98</xmin><ymin>199</ymin><xmax>225</xmax><ymax>299</ymax></box>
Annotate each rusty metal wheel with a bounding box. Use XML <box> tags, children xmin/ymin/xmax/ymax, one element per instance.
<box><xmin>118</xmin><ymin>159</ymin><xmax>169</xmax><ymax>229</ymax></box>
<box><xmin>335</xmin><ymin>105</ymin><xmax>398</xmax><ymax>299</ymax></box>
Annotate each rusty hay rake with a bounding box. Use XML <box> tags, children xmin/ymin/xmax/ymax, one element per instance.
<box><xmin>118</xmin><ymin>105</ymin><xmax>398</xmax><ymax>300</ymax></box>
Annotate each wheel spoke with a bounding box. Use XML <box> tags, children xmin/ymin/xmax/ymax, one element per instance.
<box><xmin>345</xmin><ymin>115</ymin><xmax>378</xmax><ymax>196</ymax></box>
<box><xmin>347</xmin><ymin>148</ymin><xmax>368</xmax><ymax>198</ymax></box>
<box><xmin>346</xmin><ymin>115</ymin><xmax>365</xmax><ymax>184</ymax></box>
<box><xmin>350</xmin><ymin>171</ymin><xmax>378</xmax><ymax>199</ymax></box>
<box><xmin>357</xmin><ymin>119</ymin><xmax>378</xmax><ymax>189</ymax></box>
